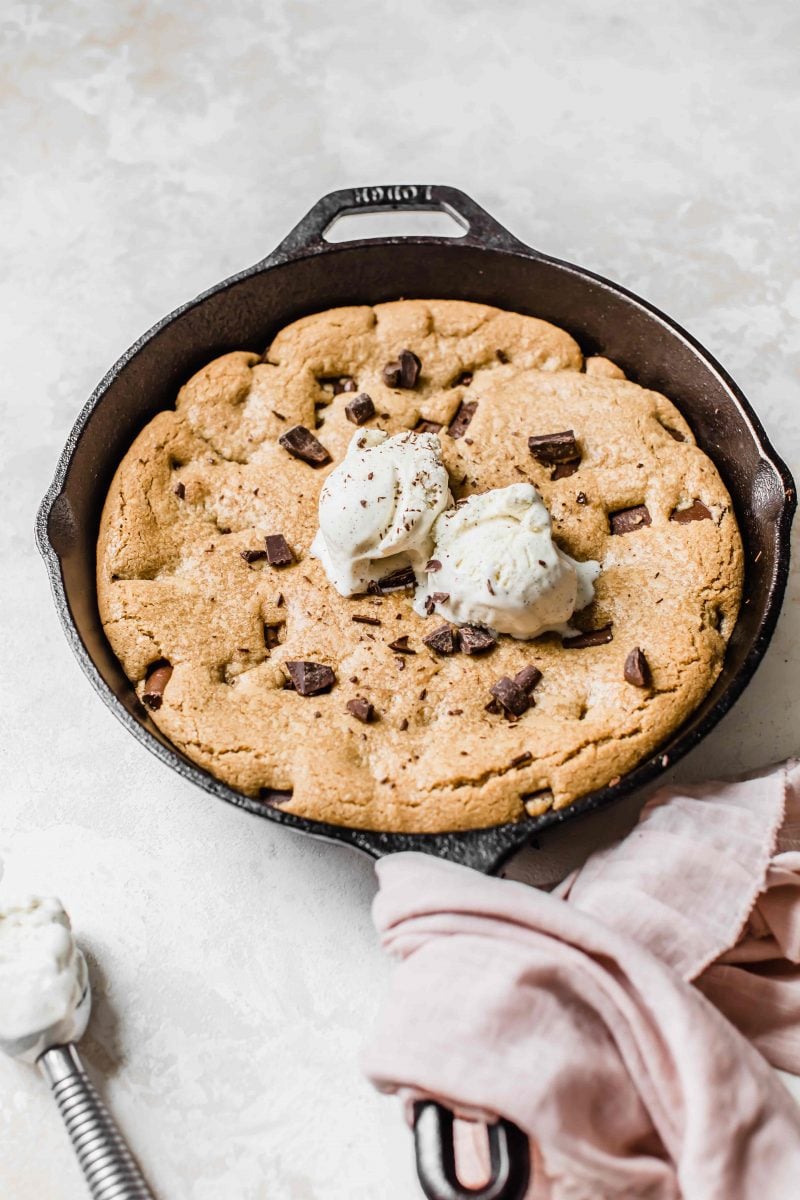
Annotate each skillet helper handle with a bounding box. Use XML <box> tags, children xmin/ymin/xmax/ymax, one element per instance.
<box><xmin>38</xmin><ymin>1044</ymin><xmax>155</xmax><ymax>1200</ymax></box>
<box><xmin>414</xmin><ymin>1100</ymin><xmax>530</xmax><ymax>1200</ymax></box>
<box><xmin>265</xmin><ymin>183</ymin><xmax>528</xmax><ymax>263</ymax></box>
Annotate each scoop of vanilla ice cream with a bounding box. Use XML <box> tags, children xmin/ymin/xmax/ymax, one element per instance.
<box><xmin>311</xmin><ymin>429</ymin><xmax>452</xmax><ymax>595</ymax></box>
<box><xmin>0</xmin><ymin>896</ymin><xmax>86</xmax><ymax>1041</ymax></box>
<box><xmin>415</xmin><ymin>483</ymin><xmax>599</xmax><ymax>638</ymax></box>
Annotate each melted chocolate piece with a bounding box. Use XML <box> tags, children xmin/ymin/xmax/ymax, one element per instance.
<box><xmin>458</xmin><ymin>625</ymin><xmax>497</xmax><ymax>655</ymax></box>
<box><xmin>278</xmin><ymin>425</ymin><xmax>331</xmax><ymax>467</ymax></box>
<box><xmin>624</xmin><ymin>647</ymin><xmax>651</xmax><ymax>688</ymax></box>
<box><xmin>447</xmin><ymin>401</ymin><xmax>478</xmax><ymax>439</ymax></box>
<box><xmin>143</xmin><ymin>662</ymin><xmax>173</xmax><ymax>711</ymax></box>
<box><xmin>285</xmin><ymin>661</ymin><xmax>336</xmax><ymax>696</ymax></box>
<box><xmin>670</xmin><ymin>500</ymin><xmax>713</xmax><ymax>524</ymax></box>
<box><xmin>609</xmin><ymin>505</ymin><xmax>651</xmax><ymax>535</ymax></box>
<box><xmin>528</xmin><ymin>430</ymin><xmax>579</xmax><ymax>465</ymax></box>
<box><xmin>345</xmin><ymin>393</ymin><xmax>376</xmax><ymax>425</ymax></box>
<box><xmin>562</xmin><ymin>625</ymin><xmax>614</xmax><ymax>649</ymax></box>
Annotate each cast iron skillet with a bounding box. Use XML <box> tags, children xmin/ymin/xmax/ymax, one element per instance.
<box><xmin>37</xmin><ymin>185</ymin><xmax>795</xmax><ymax>1200</ymax></box>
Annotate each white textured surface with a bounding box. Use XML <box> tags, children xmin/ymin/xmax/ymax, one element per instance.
<box><xmin>1</xmin><ymin>2</ymin><xmax>799</xmax><ymax>1196</ymax></box>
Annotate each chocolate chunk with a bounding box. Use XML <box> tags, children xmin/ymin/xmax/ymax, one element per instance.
<box><xmin>279</xmin><ymin>425</ymin><xmax>331</xmax><ymax>467</ymax></box>
<box><xmin>142</xmin><ymin>662</ymin><xmax>173</xmax><ymax>711</ymax></box>
<box><xmin>528</xmin><ymin>430</ymin><xmax>579</xmax><ymax>466</ymax></box>
<box><xmin>514</xmin><ymin>665</ymin><xmax>542</xmax><ymax>694</ymax></box>
<box><xmin>458</xmin><ymin>625</ymin><xmax>497</xmax><ymax>655</ymax></box>
<box><xmin>285</xmin><ymin>661</ymin><xmax>336</xmax><ymax>696</ymax></box>
<box><xmin>624</xmin><ymin>647</ymin><xmax>651</xmax><ymax>688</ymax></box>
<box><xmin>510</xmin><ymin>751</ymin><xmax>533</xmax><ymax>768</ymax></box>
<box><xmin>670</xmin><ymin>500</ymin><xmax>713</xmax><ymax>524</ymax></box>
<box><xmin>451</xmin><ymin>370</ymin><xmax>473</xmax><ymax>387</ymax></box>
<box><xmin>352</xmin><ymin>614</ymin><xmax>382</xmax><ymax>626</ymax></box>
<box><xmin>241</xmin><ymin>549</ymin><xmax>267</xmax><ymax>563</ymax></box>
<box><xmin>496</xmin><ymin>349</ymin><xmax>509</xmax><ymax>364</ymax></box>
<box><xmin>346</xmin><ymin>697</ymin><xmax>374</xmax><ymax>723</ymax></box>
<box><xmin>576</xmin><ymin>492</ymin><xmax>588</xmax><ymax>505</ymax></box>
<box><xmin>414</xmin><ymin>419</ymin><xmax>443</xmax><ymax>434</ymax></box>
<box><xmin>423</xmin><ymin>624</ymin><xmax>457</xmax><ymax>655</ymax></box>
<box><xmin>388</xmin><ymin>635</ymin><xmax>416</xmax><ymax>654</ymax></box>
<box><xmin>345</xmin><ymin>392</ymin><xmax>375</xmax><ymax>426</ymax></box>
<box><xmin>426</xmin><ymin>559</ymin><xmax>442</xmax><ymax>572</ymax></box>
<box><xmin>610</xmin><ymin>505</ymin><xmax>651</xmax><ymax>535</ymax></box>
<box><xmin>173</xmin><ymin>481</ymin><xmax>185</xmax><ymax>499</ymax></box>
<box><xmin>334</xmin><ymin>377</ymin><xmax>357</xmax><ymax>394</ymax></box>
<box><xmin>448</xmin><ymin>401</ymin><xmax>478</xmax><ymax>439</ymax></box>
<box><xmin>265</xmin><ymin>534</ymin><xmax>294</xmax><ymax>567</ymax></box>
<box><xmin>489</xmin><ymin>676</ymin><xmax>530</xmax><ymax>717</ymax></box>
<box><xmin>399</xmin><ymin>718</ymin><xmax>409</xmax><ymax>731</ymax></box>
<box><xmin>264</xmin><ymin>624</ymin><xmax>281</xmax><ymax>649</ymax></box>
<box><xmin>551</xmin><ymin>459</ymin><xmax>580</xmax><ymax>480</ymax></box>
<box><xmin>486</xmin><ymin>578</ymin><xmax>495</xmax><ymax>595</ymax></box>
<box><xmin>376</xmin><ymin>565</ymin><xmax>417</xmax><ymax>593</ymax></box>
<box><xmin>259</xmin><ymin>788</ymin><xmax>293</xmax><ymax>807</ymax></box>
<box><xmin>383</xmin><ymin>349</ymin><xmax>421</xmax><ymax>389</ymax></box>
<box><xmin>562</xmin><ymin>625</ymin><xmax>614</xmax><ymax>649</ymax></box>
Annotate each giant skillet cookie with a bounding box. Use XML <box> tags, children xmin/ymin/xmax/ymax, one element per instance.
<box><xmin>97</xmin><ymin>300</ymin><xmax>743</xmax><ymax>832</ymax></box>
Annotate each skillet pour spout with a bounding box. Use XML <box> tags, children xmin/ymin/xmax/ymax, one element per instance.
<box><xmin>37</xmin><ymin>184</ymin><xmax>795</xmax><ymax>1200</ymax></box>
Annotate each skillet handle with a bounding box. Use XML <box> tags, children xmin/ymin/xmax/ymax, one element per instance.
<box><xmin>413</xmin><ymin>1101</ymin><xmax>530</xmax><ymax>1200</ymax></box>
<box><xmin>263</xmin><ymin>184</ymin><xmax>528</xmax><ymax>263</ymax></box>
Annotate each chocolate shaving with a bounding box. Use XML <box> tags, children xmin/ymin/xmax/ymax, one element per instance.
<box><xmin>610</xmin><ymin>505</ymin><xmax>651</xmax><ymax>535</ymax></box>
<box><xmin>562</xmin><ymin>625</ymin><xmax>614</xmax><ymax>649</ymax></box>
<box><xmin>458</xmin><ymin>625</ymin><xmax>497</xmax><ymax>655</ymax></box>
<box><xmin>424</xmin><ymin>591</ymin><xmax>450</xmax><ymax>615</ymax></box>
<box><xmin>528</xmin><ymin>430</ymin><xmax>579</xmax><ymax>466</ymax></box>
<box><xmin>241</xmin><ymin>549</ymin><xmax>267</xmax><ymax>563</ymax></box>
<box><xmin>422</xmin><ymin>625</ymin><xmax>457</xmax><ymax>655</ymax></box>
<box><xmin>624</xmin><ymin>647</ymin><xmax>651</xmax><ymax>688</ymax></box>
<box><xmin>448</xmin><ymin>401</ymin><xmax>478</xmax><ymax>439</ymax></box>
<box><xmin>142</xmin><ymin>662</ymin><xmax>173</xmax><ymax>711</ymax></box>
<box><xmin>285</xmin><ymin>661</ymin><xmax>336</xmax><ymax>696</ymax></box>
<box><xmin>345</xmin><ymin>393</ymin><xmax>375</xmax><ymax>426</ymax></box>
<box><xmin>259</xmin><ymin>788</ymin><xmax>293</xmax><ymax>806</ymax></box>
<box><xmin>514</xmin><ymin>665</ymin><xmax>542</xmax><ymax>695</ymax></box>
<box><xmin>388</xmin><ymin>635</ymin><xmax>416</xmax><ymax>654</ymax></box>
<box><xmin>490</xmin><ymin>676</ymin><xmax>530</xmax><ymax>717</ymax></box>
<box><xmin>352</xmin><ymin>614</ymin><xmax>382</xmax><ymax>626</ymax></box>
<box><xmin>265</xmin><ymin>534</ymin><xmax>294</xmax><ymax>567</ymax></box>
<box><xmin>670</xmin><ymin>500</ymin><xmax>713</xmax><ymax>524</ymax></box>
<box><xmin>383</xmin><ymin>349</ymin><xmax>421</xmax><ymax>389</ymax></box>
<box><xmin>279</xmin><ymin>425</ymin><xmax>331</xmax><ymax>467</ymax></box>
<box><xmin>346</xmin><ymin>697</ymin><xmax>374</xmax><ymax>723</ymax></box>
<box><xmin>173</xmin><ymin>481</ymin><xmax>185</xmax><ymax>499</ymax></box>
<box><xmin>375</xmin><ymin>565</ymin><xmax>417</xmax><ymax>593</ymax></box>
<box><xmin>414</xmin><ymin>419</ymin><xmax>443</xmax><ymax>434</ymax></box>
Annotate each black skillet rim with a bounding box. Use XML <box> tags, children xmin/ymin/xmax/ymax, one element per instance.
<box><xmin>35</xmin><ymin>185</ymin><xmax>797</xmax><ymax>874</ymax></box>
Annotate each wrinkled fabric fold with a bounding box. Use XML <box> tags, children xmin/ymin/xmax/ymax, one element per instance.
<box><xmin>362</xmin><ymin>761</ymin><xmax>800</xmax><ymax>1199</ymax></box>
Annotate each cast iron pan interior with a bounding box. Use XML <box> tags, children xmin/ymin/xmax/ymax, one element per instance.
<box><xmin>37</xmin><ymin>184</ymin><xmax>795</xmax><ymax>879</ymax></box>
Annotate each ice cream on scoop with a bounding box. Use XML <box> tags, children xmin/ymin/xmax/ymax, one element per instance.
<box><xmin>0</xmin><ymin>895</ymin><xmax>87</xmax><ymax>1042</ymax></box>
<box><xmin>311</xmin><ymin>429</ymin><xmax>452</xmax><ymax>595</ymax></box>
<box><xmin>414</xmin><ymin>483</ymin><xmax>600</xmax><ymax>638</ymax></box>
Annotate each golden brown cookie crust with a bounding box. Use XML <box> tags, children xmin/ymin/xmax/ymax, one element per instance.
<box><xmin>97</xmin><ymin>300</ymin><xmax>743</xmax><ymax>832</ymax></box>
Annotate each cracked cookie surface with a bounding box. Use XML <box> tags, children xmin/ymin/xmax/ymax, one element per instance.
<box><xmin>97</xmin><ymin>300</ymin><xmax>743</xmax><ymax>831</ymax></box>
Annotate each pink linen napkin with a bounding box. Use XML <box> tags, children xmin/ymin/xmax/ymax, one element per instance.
<box><xmin>362</xmin><ymin>761</ymin><xmax>800</xmax><ymax>1199</ymax></box>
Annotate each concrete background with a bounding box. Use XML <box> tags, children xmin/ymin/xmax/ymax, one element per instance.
<box><xmin>1</xmin><ymin>1</ymin><xmax>798</xmax><ymax>1196</ymax></box>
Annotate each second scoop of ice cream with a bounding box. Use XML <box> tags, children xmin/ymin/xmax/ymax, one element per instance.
<box><xmin>415</xmin><ymin>483</ymin><xmax>600</xmax><ymax>638</ymax></box>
